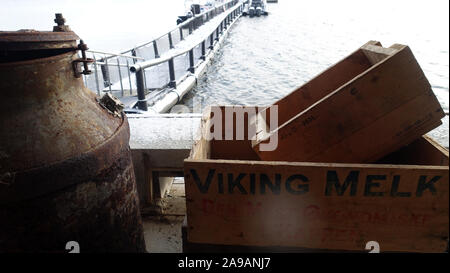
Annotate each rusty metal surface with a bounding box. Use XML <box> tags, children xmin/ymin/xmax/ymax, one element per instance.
<box><xmin>0</xmin><ymin>142</ymin><xmax>146</xmax><ymax>252</ymax></box>
<box><xmin>0</xmin><ymin>24</ymin><xmax>146</xmax><ymax>252</ymax></box>
<box><xmin>0</xmin><ymin>14</ymin><xmax>77</xmax><ymax>53</ymax></box>
<box><xmin>0</xmin><ymin>115</ymin><xmax>130</xmax><ymax>204</ymax></box>
<box><xmin>0</xmin><ymin>30</ymin><xmax>79</xmax><ymax>42</ymax></box>
<box><xmin>72</xmin><ymin>40</ymin><xmax>94</xmax><ymax>77</ymax></box>
<box><xmin>0</xmin><ymin>51</ymin><xmax>121</xmax><ymax>173</ymax></box>
<box><xmin>0</xmin><ymin>30</ymin><xmax>79</xmax><ymax>51</ymax></box>
<box><xmin>0</xmin><ymin>113</ymin><xmax>146</xmax><ymax>252</ymax></box>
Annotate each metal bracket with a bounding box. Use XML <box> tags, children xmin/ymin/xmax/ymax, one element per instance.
<box><xmin>73</xmin><ymin>39</ymin><xmax>94</xmax><ymax>78</ymax></box>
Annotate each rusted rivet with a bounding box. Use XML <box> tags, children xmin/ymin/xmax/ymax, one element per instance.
<box><xmin>53</xmin><ymin>13</ymin><xmax>71</xmax><ymax>32</ymax></box>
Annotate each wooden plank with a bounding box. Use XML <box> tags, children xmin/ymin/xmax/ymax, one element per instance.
<box><xmin>252</xmin><ymin>42</ymin><xmax>445</xmax><ymax>163</ymax></box>
<box><xmin>182</xmin><ymin>217</ymin><xmax>363</xmax><ymax>252</ymax></box>
<box><xmin>209</xmin><ymin>105</ymin><xmax>261</xmax><ymax>160</ymax></box>
<box><xmin>188</xmin><ymin>110</ymin><xmax>212</xmax><ymax>160</ymax></box>
<box><xmin>361</xmin><ymin>42</ymin><xmax>398</xmax><ymax>65</ymax></box>
<box><xmin>211</xmin><ymin>140</ymin><xmax>260</xmax><ymax>160</ymax></box>
<box><xmin>260</xmin><ymin>44</ymin><xmax>374</xmax><ymax>127</ymax></box>
<box><xmin>184</xmin><ymin>159</ymin><xmax>449</xmax><ymax>252</ymax></box>
<box><xmin>307</xmin><ymin>92</ymin><xmax>443</xmax><ymax>163</ymax></box>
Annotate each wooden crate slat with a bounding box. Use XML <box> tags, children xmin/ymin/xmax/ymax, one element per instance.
<box><xmin>184</xmin><ymin>147</ymin><xmax>449</xmax><ymax>252</ymax></box>
<box><xmin>252</xmin><ymin>42</ymin><xmax>445</xmax><ymax>163</ymax></box>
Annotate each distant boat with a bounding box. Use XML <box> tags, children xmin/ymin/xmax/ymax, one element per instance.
<box><xmin>243</xmin><ymin>0</ymin><xmax>269</xmax><ymax>17</ymax></box>
<box><xmin>177</xmin><ymin>0</ymin><xmax>219</xmax><ymax>25</ymax></box>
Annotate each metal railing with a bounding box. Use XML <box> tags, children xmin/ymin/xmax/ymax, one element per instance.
<box><xmin>129</xmin><ymin>1</ymin><xmax>244</xmax><ymax>110</ymax></box>
<box><xmin>82</xmin><ymin>50</ymin><xmax>143</xmax><ymax>98</ymax></box>
<box><xmin>82</xmin><ymin>0</ymin><xmax>242</xmax><ymax>103</ymax></box>
<box><xmin>100</xmin><ymin>0</ymin><xmax>238</xmax><ymax>61</ymax></box>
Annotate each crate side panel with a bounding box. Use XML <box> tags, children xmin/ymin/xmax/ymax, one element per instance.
<box><xmin>255</xmin><ymin>46</ymin><xmax>445</xmax><ymax>163</ymax></box>
<box><xmin>211</xmin><ymin>140</ymin><xmax>260</xmax><ymax>160</ymax></box>
<box><xmin>209</xmin><ymin>105</ymin><xmax>261</xmax><ymax>160</ymax></box>
<box><xmin>189</xmin><ymin>118</ymin><xmax>211</xmax><ymax>160</ymax></box>
<box><xmin>184</xmin><ymin>160</ymin><xmax>449</xmax><ymax>252</ymax></box>
<box><xmin>269</xmin><ymin>49</ymin><xmax>373</xmax><ymax>126</ymax></box>
<box><xmin>307</xmin><ymin>92</ymin><xmax>444</xmax><ymax>163</ymax></box>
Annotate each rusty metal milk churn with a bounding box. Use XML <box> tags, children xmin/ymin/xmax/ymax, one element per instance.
<box><xmin>0</xmin><ymin>14</ymin><xmax>146</xmax><ymax>252</ymax></box>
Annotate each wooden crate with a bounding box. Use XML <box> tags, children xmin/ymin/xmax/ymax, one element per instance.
<box><xmin>252</xmin><ymin>41</ymin><xmax>445</xmax><ymax>163</ymax></box>
<box><xmin>183</xmin><ymin>106</ymin><xmax>449</xmax><ymax>252</ymax></box>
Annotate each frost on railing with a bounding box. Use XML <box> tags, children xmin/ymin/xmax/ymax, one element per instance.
<box><xmin>82</xmin><ymin>0</ymin><xmax>241</xmax><ymax>102</ymax></box>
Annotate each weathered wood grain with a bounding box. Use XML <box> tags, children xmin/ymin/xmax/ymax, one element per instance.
<box><xmin>184</xmin><ymin>143</ymin><xmax>449</xmax><ymax>252</ymax></box>
<box><xmin>184</xmin><ymin>106</ymin><xmax>448</xmax><ymax>252</ymax></box>
<box><xmin>252</xmin><ymin>41</ymin><xmax>445</xmax><ymax>163</ymax></box>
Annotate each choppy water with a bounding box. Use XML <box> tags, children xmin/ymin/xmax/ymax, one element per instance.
<box><xmin>181</xmin><ymin>0</ymin><xmax>449</xmax><ymax>146</ymax></box>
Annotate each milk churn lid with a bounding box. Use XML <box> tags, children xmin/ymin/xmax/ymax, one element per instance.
<box><xmin>0</xmin><ymin>13</ymin><xmax>80</xmax><ymax>51</ymax></box>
